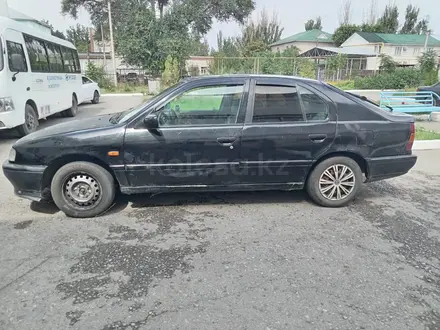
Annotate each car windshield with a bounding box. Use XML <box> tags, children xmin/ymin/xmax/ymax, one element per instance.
<box><xmin>110</xmin><ymin>82</ymin><xmax>183</xmax><ymax>124</ymax></box>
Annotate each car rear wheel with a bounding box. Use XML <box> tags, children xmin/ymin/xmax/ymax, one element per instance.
<box><xmin>62</xmin><ymin>95</ymin><xmax>78</xmax><ymax>117</ymax></box>
<box><xmin>306</xmin><ymin>156</ymin><xmax>362</xmax><ymax>207</ymax></box>
<box><xmin>17</xmin><ymin>104</ymin><xmax>39</xmax><ymax>136</ymax></box>
<box><xmin>51</xmin><ymin>162</ymin><xmax>115</xmax><ymax>218</ymax></box>
<box><xmin>91</xmin><ymin>91</ymin><xmax>100</xmax><ymax>104</ymax></box>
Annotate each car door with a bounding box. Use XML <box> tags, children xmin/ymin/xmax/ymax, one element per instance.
<box><xmin>81</xmin><ymin>76</ymin><xmax>93</xmax><ymax>102</ymax></box>
<box><xmin>122</xmin><ymin>78</ymin><xmax>249</xmax><ymax>189</ymax></box>
<box><xmin>239</xmin><ymin>78</ymin><xmax>336</xmax><ymax>185</ymax></box>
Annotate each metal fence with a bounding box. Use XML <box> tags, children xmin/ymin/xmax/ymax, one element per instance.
<box><xmin>206</xmin><ymin>57</ymin><xmax>375</xmax><ymax>81</ymax></box>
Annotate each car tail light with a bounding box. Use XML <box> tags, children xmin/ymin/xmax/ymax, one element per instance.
<box><xmin>406</xmin><ymin>122</ymin><xmax>415</xmax><ymax>151</ymax></box>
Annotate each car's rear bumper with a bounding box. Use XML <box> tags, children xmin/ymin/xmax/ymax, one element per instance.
<box><xmin>2</xmin><ymin>161</ymin><xmax>46</xmax><ymax>201</ymax></box>
<box><xmin>365</xmin><ymin>155</ymin><xmax>417</xmax><ymax>182</ymax></box>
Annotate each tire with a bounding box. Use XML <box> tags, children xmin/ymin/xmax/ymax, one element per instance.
<box><xmin>306</xmin><ymin>156</ymin><xmax>363</xmax><ymax>207</ymax></box>
<box><xmin>17</xmin><ymin>104</ymin><xmax>39</xmax><ymax>136</ymax></box>
<box><xmin>51</xmin><ymin>161</ymin><xmax>115</xmax><ymax>218</ymax></box>
<box><xmin>91</xmin><ymin>91</ymin><xmax>100</xmax><ymax>104</ymax></box>
<box><xmin>63</xmin><ymin>95</ymin><xmax>78</xmax><ymax>117</ymax></box>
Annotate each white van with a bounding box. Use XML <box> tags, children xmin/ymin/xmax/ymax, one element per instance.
<box><xmin>0</xmin><ymin>16</ymin><xmax>82</xmax><ymax>136</ymax></box>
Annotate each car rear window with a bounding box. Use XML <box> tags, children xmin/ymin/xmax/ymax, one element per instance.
<box><xmin>323</xmin><ymin>83</ymin><xmax>386</xmax><ymax>121</ymax></box>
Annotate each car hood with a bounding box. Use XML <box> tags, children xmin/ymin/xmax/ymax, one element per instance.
<box><xmin>15</xmin><ymin>113</ymin><xmax>118</xmax><ymax>145</ymax></box>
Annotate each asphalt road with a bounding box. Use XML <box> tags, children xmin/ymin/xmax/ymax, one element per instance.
<box><xmin>1</xmin><ymin>96</ymin><xmax>440</xmax><ymax>330</ymax></box>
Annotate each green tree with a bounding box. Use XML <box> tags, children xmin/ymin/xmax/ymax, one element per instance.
<box><xmin>376</xmin><ymin>4</ymin><xmax>399</xmax><ymax>34</ymax></box>
<box><xmin>62</xmin><ymin>0</ymin><xmax>255</xmax><ymax>35</ymax></box>
<box><xmin>332</xmin><ymin>24</ymin><xmax>360</xmax><ymax>47</ymax></box>
<box><xmin>40</xmin><ymin>19</ymin><xmax>66</xmax><ymax>40</ymax></box>
<box><xmin>379</xmin><ymin>54</ymin><xmax>397</xmax><ymax>73</ymax></box>
<box><xmin>216</xmin><ymin>31</ymin><xmax>240</xmax><ymax>57</ymax></box>
<box><xmin>63</xmin><ymin>0</ymin><xmax>255</xmax><ymax>73</ymax></box>
<box><xmin>236</xmin><ymin>9</ymin><xmax>284</xmax><ymax>54</ymax></box>
<box><xmin>327</xmin><ymin>54</ymin><xmax>348</xmax><ymax>74</ymax></box>
<box><xmin>66</xmin><ymin>24</ymin><xmax>90</xmax><ymax>53</ymax></box>
<box><xmin>305</xmin><ymin>17</ymin><xmax>322</xmax><ymax>31</ymax></box>
<box><xmin>400</xmin><ymin>5</ymin><xmax>419</xmax><ymax>34</ymax></box>
<box><xmin>190</xmin><ymin>36</ymin><xmax>210</xmax><ymax>56</ymax></box>
<box><xmin>414</xmin><ymin>19</ymin><xmax>429</xmax><ymax>35</ymax></box>
<box><xmin>161</xmin><ymin>55</ymin><xmax>180</xmax><ymax>87</ymax></box>
<box><xmin>419</xmin><ymin>49</ymin><xmax>438</xmax><ymax>85</ymax></box>
<box><xmin>298</xmin><ymin>59</ymin><xmax>316</xmax><ymax>79</ymax></box>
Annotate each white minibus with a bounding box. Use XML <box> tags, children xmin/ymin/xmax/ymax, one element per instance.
<box><xmin>0</xmin><ymin>16</ymin><xmax>82</xmax><ymax>136</ymax></box>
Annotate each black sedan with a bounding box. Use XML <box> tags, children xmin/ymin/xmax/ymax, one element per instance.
<box><xmin>3</xmin><ymin>75</ymin><xmax>417</xmax><ymax>218</ymax></box>
<box><xmin>417</xmin><ymin>82</ymin><xmax>440</xmax><ymax>105</ymax></box>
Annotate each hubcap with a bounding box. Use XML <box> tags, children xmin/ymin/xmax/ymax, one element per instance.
<box><xmin>319</xmin><ymin>164</ymin><xmax>355</xmax><ymax>201</ymax></box>
<box><xmin>63</xmin><ymin>174</ymin><xmax>101</xmax><ymax>207</ymax></box>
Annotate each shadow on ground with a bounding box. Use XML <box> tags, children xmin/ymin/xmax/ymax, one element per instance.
<box><xmin>30</xmin><ymin>190</ymin><xmax>311</xmax><ymax>216</ymax></box>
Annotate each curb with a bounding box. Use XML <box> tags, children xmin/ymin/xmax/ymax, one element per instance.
<box><xmin>413</xmin><ymin>140</ymin><xmax>440</xmax><ymax>150</ymax></box>
<box><xmin>101</xmin><ymin>93</ymin><xmax>144</xmax><ymax>97</ymax></box>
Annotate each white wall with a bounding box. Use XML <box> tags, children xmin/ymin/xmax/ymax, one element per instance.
<box><xmin>341</xmin><ymin>34</ymin><xmax>369</xmax><ymax>47</ymax></box>
<box><xmin>272</xmin><ymin>41</ymin><xmax>335</xmax><ymax>53</ymax></box>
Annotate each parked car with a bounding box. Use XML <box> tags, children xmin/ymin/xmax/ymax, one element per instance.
<box><xmin>3</xmin><ymin>75</ymin><xmax>417</xmax><ymax>218</ymax></box>
<box><xmin>80</xmin><ymin>76</ymin><xmax>100</xmax><ymax>104</ymax></box>
<box><xmin>417</xmin><ymin>82</ymin><xmax>440</xmax><ymax>105</ymax></box>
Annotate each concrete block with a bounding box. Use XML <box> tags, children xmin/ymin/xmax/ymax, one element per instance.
<box><xmin>430</xmin><ymin>112</ymin><xmax>440</xmax><ymax>122</ymax></box>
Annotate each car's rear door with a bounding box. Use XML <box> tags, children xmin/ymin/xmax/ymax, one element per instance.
<box><xmin>239</xmin><ymin>78</ymin><xmax>337</xmax><ymax>185</ymax></box>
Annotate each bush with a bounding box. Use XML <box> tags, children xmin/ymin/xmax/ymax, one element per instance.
<box><xmin>328</xmin><ymin>80</ymin><xmax>355</xmax><ymax>90</ymax></box>
<box><xmin>354</xmin><ymin>69</ymin><xmax>422</xmax><ymax>90</ymax></box>
<box><xmin>85</xmin><ymin>62</ymin><xmax>113</xmax><ymax>89</ymax></box>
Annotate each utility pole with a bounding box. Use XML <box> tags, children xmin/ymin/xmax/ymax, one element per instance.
<box><xmin>101</xmin><ymin>24</ymin><xmax>106</xmax><ymax>70</ymax></box>
<box><xmin>108</xmin><ymin>0</ymin><xmax>117</xmax><ymax>86</ymax></box>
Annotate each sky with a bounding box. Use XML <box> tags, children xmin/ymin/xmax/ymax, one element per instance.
<box><xmin>6</xmin><ymin>0</ymin><xmax>440</xmax><ymax>47</ymax></box>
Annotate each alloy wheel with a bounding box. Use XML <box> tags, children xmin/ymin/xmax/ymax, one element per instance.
<box><xmin>319</xmin><ymin>164</ymin><xmax>355</xmax><ymax>201</ymax></box>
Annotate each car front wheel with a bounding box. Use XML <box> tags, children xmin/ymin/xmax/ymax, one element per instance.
<box><xmin>306</xmin><ymin>156</ymin><xmax>363</xmax><ymax>207</ymax></box>
<box><xmin>91</xmin><ymin>91</ymin><xmax>100</xmax><ymax>104</ymax></box>
<box><xmin>51</xmin><ymin>161</ymin><xmax>115</xmax><ymax>218</ymax></box>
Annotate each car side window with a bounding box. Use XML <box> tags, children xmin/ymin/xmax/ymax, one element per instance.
<box><xmin>158</xmin><ymin>85</ymin><xmax>244</xmax><ymax>127</ymax></box>
<box><xmin>298</xmin><ymin>86</ymin><xmax>329</xmax><ymax>121</ymax></box>
<box><xmin>252</xmin><ymin>85</ymin><xmax>304</xmax><ymax>123</ymax></box>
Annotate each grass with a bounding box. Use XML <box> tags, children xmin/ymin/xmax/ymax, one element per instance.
<box><xmin>416</xmin><ymin>126</ymin><xmax>440</xmax><ymax>140</ymax></box>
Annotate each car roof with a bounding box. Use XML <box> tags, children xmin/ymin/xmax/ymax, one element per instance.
<box><xmin>183</xmin><ymin>74</ymin><xmax>320</xmax><ymax>84</ymax></box>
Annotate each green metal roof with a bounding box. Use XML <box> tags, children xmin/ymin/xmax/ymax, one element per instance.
<box><xmin>357</xmin><ymin>31</ymin><xmax>440</xmax><ymax>46</ymax></box>
<box><xmin>271</xmin><ymin>29</ymin><xmax>333</xmax><ymax>47</ymax></box>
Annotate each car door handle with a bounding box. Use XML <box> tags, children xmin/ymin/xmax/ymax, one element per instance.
<box><xmin>309</xmin><ymin>134</ymin><xmax>327</xmax><ymax>143</ymax></box>
<box><xmin>217</xmin><ymin>137</ymin><xmax>236</xmax><ymax>146</ymax></box>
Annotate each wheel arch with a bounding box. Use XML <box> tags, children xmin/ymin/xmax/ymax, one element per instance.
<box><xmin>307</xmin><ymin>151</ymin><xmax>368</xmax><ymax>182</ymax></box>
<box><xmin>42</xmin><ymin>154</ymin><xmax>119</xmax><ymax>191</ymax></box>
<box><xmin>25</xmin><ymin>99</ymin><xmax>38</xmax><ymax>119</ymax></box>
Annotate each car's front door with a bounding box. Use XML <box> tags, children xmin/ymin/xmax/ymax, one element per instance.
<box><xmin>123</xmin><ymin>78</ymin><xmax>249</xmax><ymax>189</ymax></box>
<box><xmin>239</xmin><ymin>78</ymin><xmax>337</xmax><ymax>185</ymax></box>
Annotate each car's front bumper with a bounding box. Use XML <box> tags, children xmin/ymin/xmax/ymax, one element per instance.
<box><xmin>2</xmin><ymin>161</ymin><xmax>47</xmax><ymax>201</ymax></box>
<box><xmin>365</xmin><ymin>154</ymin><xmax>417</xmax><ymax>182</ymax></box>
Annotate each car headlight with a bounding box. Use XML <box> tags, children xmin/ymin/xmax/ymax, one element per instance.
<box><xmin>8</xmin><ymin>148</ymin><xmax>16</xmax><ymax>162</ymax></box>
<box><xmin>0</xmin><ymin>97</ymin><xmax>15</xmax><ymax>112</ymax></box>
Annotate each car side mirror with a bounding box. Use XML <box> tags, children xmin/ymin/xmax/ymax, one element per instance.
<box><xmin>143</xmin><ymin>113</ymin><xmax>159</xmax><ymax>130</ymax></box>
